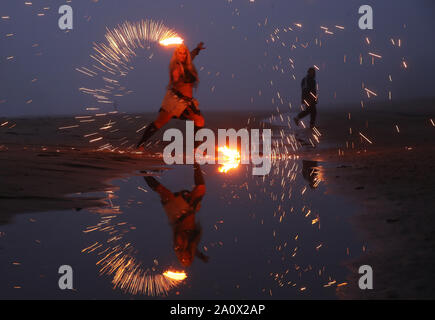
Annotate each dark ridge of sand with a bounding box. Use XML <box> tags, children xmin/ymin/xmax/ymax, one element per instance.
<box><xmin>0</xmin><ymin>147</ymin><xmax>164</xmax><ymax>224</ymax></box>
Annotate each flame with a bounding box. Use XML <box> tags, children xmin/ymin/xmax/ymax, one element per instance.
<box><xmin>159</xmin><ymin>37</ymin><xmax>184</xmax><ymax>46</ymax></box>
<box><xmin>163</xmin><ymin>270</ymin><xmax>187</xmax><ymax>281</ymax></box>
<box><xmin>218</xmin><ymin>146</ymin><xmax>241</xmax><ymax>173</ymax></box>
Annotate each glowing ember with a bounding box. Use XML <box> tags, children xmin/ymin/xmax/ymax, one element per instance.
<box><xmin>163</xmin><ymin>270</ymin><xmax>187</xmax><ymax>281</ymax></box>
<box><xmin>218</xmin><ymin>146</ymin><xmax>241</xmax><ymax>173</ymax></box>
<box><xmin>159</xmin><ymin>37</ymin><xmax>184</xmax><ymax>46</ymax></box>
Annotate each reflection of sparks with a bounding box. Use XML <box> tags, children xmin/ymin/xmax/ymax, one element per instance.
<box><xmin>163</xmin><ymin>270</ymin><xmax>187</xmax><ymax>281</ymax></box>
<box><xmin>84</xmin><ymin>229</ymin><xmax>185</xmax><ymax>296</ymax></box>
<box><xmin>218</xmin><ymin>146</ymin><xmax>241</xmax><ymax>173</ymax></box>
<box><xmin>359</xmin><ymin>132</ymin><xmax>373</xmax><ymax>144</ymax></box>
<box><xmin>159</xmin><ymin>37</ymin><xmax>184</xmax><ymax>46</ymax></box>
<box><xmin>82</xmin><ymin>191</ymin><xmax>185</xmax><ymax>296</ymax></box>
<box><xmin>97</xmin><ymin>246</ymin><xmax>184</xmax><ymax>296</ymax></box>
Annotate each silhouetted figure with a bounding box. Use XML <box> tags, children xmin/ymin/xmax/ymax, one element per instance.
<box><xmin>294</xmin><ymin>67</ymin><xmax>318</xmax><ymax>129</ymax></box>
<box><xmin>302</xmin><ymin>160</ymin><xmax>320</xmax><ymax>189</ymax></box>
<box><xmin>136</xmin><ymin>42</ymin><xmax>206</xmax><ymax>149</ymax></box>
<box><xmin>144</xmin><ymin>164</ymin><xmax>208</xmax><ymax>267</ymax></box>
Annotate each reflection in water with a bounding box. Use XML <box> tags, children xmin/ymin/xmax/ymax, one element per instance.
<box><xmin>302</xmin><ymin>160</ymin><xmax>322</xmax><ymax>189</ymax></box>
<box><xmin>144</xmin><ymin>163</ymin><xmax>208</xmax><ymax>267</ymax></box>
<box><xmin>84</xmin><ymin>241</ymin><xmax>184</xmax><ymax>296</ymax></box>
<box><xmin>82</xmin><ymin>217</ymin><xmax>186</xmax><ymax>296</ymax></box>
<box><xmin>0</xmin><ymin>115</ymin><xmax>366</xmax><ymax>299</ymax></box>
<box><xmin>218</xmin><ymin>146</ymin><xmax>241</xmax><ymax>173</ymax></box>
<box><xmin>163</xmin><ymin>270</ymin><xmax>187</xmax><ymax>281</ymax></box>
<box><xmin>82</xmin><ymin>164</ymin><xmax>207</xmax><ymax>296</ymax></box>
<box><xmin>74</xmin><ymin>127</ymin><xmax>358</xmax><ymax>298</ymax></box>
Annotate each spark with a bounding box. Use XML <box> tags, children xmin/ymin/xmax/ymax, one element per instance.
<box><xmin>368</xmin><ymin>52</ymin><xmax>382</xmax><ymax>59</ymax></box>
<box><xmin>364</xmin><ymin>88</ymin><xmax>377</xmax><ymax>97</ymax></box>
<box><xmin>359</xmin><ymin>132</ymin><xmax>373</xmax><ymax>144</ymax></box>
<box><xmin>58</xmin><ymin>125</ymin><xmax>80</xmax><ymax>130</ymax></box>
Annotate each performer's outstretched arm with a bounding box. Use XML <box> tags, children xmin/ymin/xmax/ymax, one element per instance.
<box><xmin>195</xmin><ymin>250</ymin><xmax>209</xmax><ymax>263</ymax></box>
<box><xmin>190</xmin><ymin>42</ymin><xmax>206</xmax><ymax>61</ymax></box>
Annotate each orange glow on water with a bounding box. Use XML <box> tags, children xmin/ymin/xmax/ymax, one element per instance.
<box><xmin>218</xmin><ymin>146</ymin><xmax>241</xmax><ymax>173</ymax></box>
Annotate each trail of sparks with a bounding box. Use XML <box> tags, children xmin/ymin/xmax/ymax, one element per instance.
<box><xmin>78</xmin><ymin>19</ymin><xmax>181</xmax><ymax>106</ymax></box>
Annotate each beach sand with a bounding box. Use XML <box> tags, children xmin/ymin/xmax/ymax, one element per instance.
<box><xmin>0</xmin><ymin>112</ymin><xmax>268</xmax><ymax>221</ymax></box>
<box><xmin>1</xmin><ymin>101</ymin><xmax>434</xmax><ymax>299</ymax></box>
<box><xmin>311</xmin><ymin>99</ymin><xmax>435</xmax><ymax>299</ymax></box>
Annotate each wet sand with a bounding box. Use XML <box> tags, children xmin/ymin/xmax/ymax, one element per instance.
<box><xmin>0</xmin><ymin>112</ymin><xmax>268</xmax><ymax>221</ymax></box>
<box><xmin>1</xmin><ymin>101</ymin><xmax>434</xmax><ymax>299</ymax></box>
<box><xmin>309</xmin><ymin>99</ymin><xmax>435</xmax><ymax>299</ymax></box>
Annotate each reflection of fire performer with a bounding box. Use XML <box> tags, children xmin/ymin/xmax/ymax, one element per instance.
<box><xmin>144</xmin><ymin>164</ymin><xmax>208</xmax><ymax>267</ymax></box>
<box><xmin>136</xmin><ymin>42</ymin><xmax>206</xmax><ymax>149</ymax></box>
<box><xmin>302</xmin><ymin>160</ymin><xmax>320</xmax><ymax>189</ymax></box>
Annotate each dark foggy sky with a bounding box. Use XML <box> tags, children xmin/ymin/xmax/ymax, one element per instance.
<box><xmin>1</xmin><ymin>0</ymin><xmax>435</xmax><ymax>117</ymax></box>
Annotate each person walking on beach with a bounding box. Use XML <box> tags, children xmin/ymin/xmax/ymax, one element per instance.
<box><xmin>294</xmin><ymin>67</ymin><xmax>318</xmax><ymax>129</ymax></box>
<box><xmin>136</xmin><ymin>42</ymin><xmax>206</xmax><ymax>149</ymax></box>
<box><xmin>144</xmin><ymin>164</ymin><xmax>209</xmax><ymax>267</ymax></box>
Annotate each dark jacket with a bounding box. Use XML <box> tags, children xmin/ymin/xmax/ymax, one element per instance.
<box><xmin>301</xmin><ymin>76</ymin><xmax>317</xmax><ymax>106</ymax></box>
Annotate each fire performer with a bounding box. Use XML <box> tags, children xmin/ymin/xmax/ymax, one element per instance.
<box><xmin>294</xmin><ymin>67</ymin><xmax>318</xmax><ymax>129</ymax></box>
<box><xmin>144</xmin><ymin>164</ymin><xmax>209</xmax><ymax>267</ymax></box>
<box><xmin>136</xmin><ymin>42</ymin><xmax>206</xmax><ymax>149</ymax></box>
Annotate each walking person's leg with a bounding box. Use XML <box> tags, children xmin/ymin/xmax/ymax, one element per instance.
<box><xmin>309</xmin><ymin>105</ymin><xmax>317</xmax><ymax>128</ymax></box>
<box><xmin>297</xmin><ymin>109</ymin><xmax>311</xmax><ymax>120</ymax></box>
<box><xmin>294</xmin><ymin>104</ymin><xmax>311</xmax><ymax>126</ymax></box>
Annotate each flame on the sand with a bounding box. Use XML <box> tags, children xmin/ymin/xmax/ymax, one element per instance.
<box><xmin>159</xmin><ymin>37</ymin><xmax>184</xmax><ymax>46</ymax></box>
<box><xmin>218</xmin><ymin>146</ymin><xmax>241</xmax><ymax>173</ymax></box>
<box><xmin>163</xmin><ymin>270</ymin><xmax>187</xmax><ymax>281</ymax></box>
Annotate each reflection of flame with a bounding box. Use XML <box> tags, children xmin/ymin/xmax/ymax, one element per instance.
<box><xmin>159</xmin><ymin>37</ymin><xmax>184</xmax><ymax>46</ymax></box>
<box><xmin>163</xmin><ymin>270</ymin><xmax>187</xmax><ymax>281</ymax></box>
<box><xmin>218</xmin><ymin>146</ymin><xmax>241</xmax><ymax>173</ymax></box>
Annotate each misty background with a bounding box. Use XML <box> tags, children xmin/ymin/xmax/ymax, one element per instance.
<box><xmin>1</xmin><ymin>0</ymin><xmax>435</xmax><ymax>117</ymax></box>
